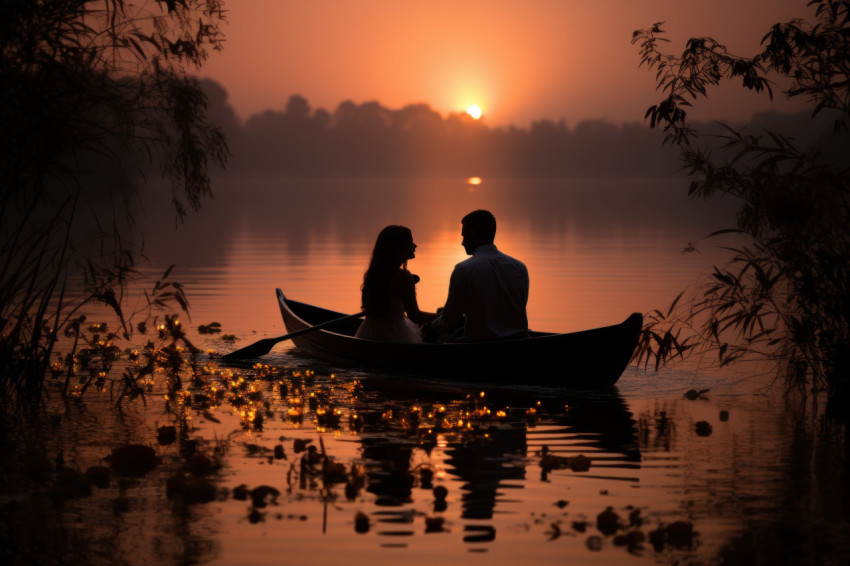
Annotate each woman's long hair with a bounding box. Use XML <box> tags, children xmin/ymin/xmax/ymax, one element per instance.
<box><xmin>361</xmin><ymin>225</ymin><xmax>412</xmax><ymax>317</ymax></box>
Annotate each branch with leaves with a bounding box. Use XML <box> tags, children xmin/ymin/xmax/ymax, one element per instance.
<box><xmin>0</xmin><ymin>1</ymin><xmax>228</xmax><ymax>404</ymax></box>
<box><xmin>631</xmin><ymin>0</ymin><xmax>850</xmax><ymax>401</ymax></box>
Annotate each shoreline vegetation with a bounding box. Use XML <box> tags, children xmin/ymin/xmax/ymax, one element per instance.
<box><xmin>632</xmin><ymin>0</ymin><xmax>850</xmax><ymax>413</ymax></box>
<box><xmin>0</xmin><ymin>0</ymin><xmax>227</xmax><ymax>406</ymax></box>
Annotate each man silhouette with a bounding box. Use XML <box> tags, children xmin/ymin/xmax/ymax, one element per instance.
<box><xmin>427</xmin><ymin>210</ymin><xmax>529</xmax><ymax>341</ymax></box>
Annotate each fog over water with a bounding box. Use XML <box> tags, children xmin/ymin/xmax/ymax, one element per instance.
<box><xmin>136</xmin><ymin>175</ymin><xmax>740</xmax><ymax>339</ymax></box>
<box><xmin>198</xmin><ymin>79</ymin><xmax>841</xmax><ymax>179</ymax></box>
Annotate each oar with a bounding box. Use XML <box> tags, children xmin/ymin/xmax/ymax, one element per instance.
<box><xmin>221</xmin><ymin>311</ymin><xmax>365</xmax><ymax>361</ymax></box>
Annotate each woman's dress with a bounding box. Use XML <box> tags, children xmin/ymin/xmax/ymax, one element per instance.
<box><xmin>354</xmin><ymin>290</ymin><xmax>423</xmax><ymax>343</ymax></box>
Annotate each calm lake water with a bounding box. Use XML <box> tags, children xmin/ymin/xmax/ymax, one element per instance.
<box><xmin>138</xmin><ymin>176</ymin><xmax>740</xmax><ymax>334</ymax></box>
<box><xmin>6</xmin><ymin>177</ymin><xmax>849</xmax><ymax>566</ymax></box>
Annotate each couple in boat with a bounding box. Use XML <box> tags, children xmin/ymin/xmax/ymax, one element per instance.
<box><xmin>354</xmin><ymin>209</ymin><xmax>529</xmax><ymax>343</ymax></box>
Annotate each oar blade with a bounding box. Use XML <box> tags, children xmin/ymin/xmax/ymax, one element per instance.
<box><xmin>221</xmin><ymin>308</ymin><xmax>365</xmax><ymax>361</ymax></box>
<box><xmin>221</xmin><ymin>337</ymin><xmax>278</xmax><ymax>361</ymax></box>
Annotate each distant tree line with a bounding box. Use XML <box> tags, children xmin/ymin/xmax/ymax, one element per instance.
<box><xmin>200</xmin><ymin>81</ymin><xmax>681</xmax><ymax>177</ymax></box>
<box><xmin>202</xmin><ymin>80</ymin><xmax>835</xmax><ymax>179</ymax></box>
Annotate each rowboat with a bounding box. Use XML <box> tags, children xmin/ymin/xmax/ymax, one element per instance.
<box><xmin>276</xmin><ymin>289</ymin><xmax>642</xmax><ymax>388</ymax></box>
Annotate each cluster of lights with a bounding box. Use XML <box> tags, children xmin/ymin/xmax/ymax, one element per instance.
<box><xmin>55</xmin><ymin>317</ymin><xmax>552</xmax><ymax>466</ymax></box>
<box><xmin>353</xmin><ymin>391</ymin><xmax>534</xmax><ymax>454</ymax></box>
<box><xmin>287</xmin><ymin>404</ymin><xmax>304</xmax><ymax>425</ymax></box>
<box><xmin>50</xmin><ymin>359</ymin><xmax>66</xmax><ymax>376</ymax></box>
<box><xmin>315</xmin><ymin>407</ymin><xmax>344</xmax><ymax>431</ymax></box>
<box><xmin>156</xmin><ymin>317</ymin><xmax>181</xmax><ymax>339</ymax></box>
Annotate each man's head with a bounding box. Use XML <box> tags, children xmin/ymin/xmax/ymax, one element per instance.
<box><xmin>461</xmin><ymin>209</ymin><xmax>496</xmax><ymax>255</ymax></box>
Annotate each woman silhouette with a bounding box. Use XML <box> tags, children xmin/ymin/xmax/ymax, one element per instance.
<box><xmin>355</xmin><ymin>225</ymin><xmax>436</xmax><ymax>342</ymax></box>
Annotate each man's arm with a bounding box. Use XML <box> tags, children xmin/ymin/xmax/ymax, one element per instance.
<box><xmin>429</xmin><ymin>266</ymin><xmax>467</xmax><ymax>334</ymax></box>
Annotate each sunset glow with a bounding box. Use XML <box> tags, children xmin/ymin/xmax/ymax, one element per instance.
<box><xmin>466</xmin><ymin>104</ymin><xmax>483</xmax><ymax>120</ymax></box>
<box><xmin>200</xmin><ymin>1</ymin><xmax>810</xmax><ymax>127</ymax></box>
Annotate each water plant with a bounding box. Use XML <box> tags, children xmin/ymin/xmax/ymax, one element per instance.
<box><xmin>0</xmin><ymin>0</ymin><xmax>228</xmax><ymax>406</ymax></box>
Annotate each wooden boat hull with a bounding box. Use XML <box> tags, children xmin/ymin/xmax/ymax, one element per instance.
<box><xmin>277</xmin><ymin>289</ymin><xmax>642</xmax><ymax>388</ymax></box>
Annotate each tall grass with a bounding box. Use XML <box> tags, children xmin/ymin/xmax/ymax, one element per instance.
<box><xmin>0</xmin><ymin>1</ymin><xmax>227</xmax><ymax>406</ymax></box>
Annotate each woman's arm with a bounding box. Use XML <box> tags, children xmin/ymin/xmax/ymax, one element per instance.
<box><xmin>395</xmin><ymin>270</ymin><xmax>436</xmax><ymax>325</ymax></box>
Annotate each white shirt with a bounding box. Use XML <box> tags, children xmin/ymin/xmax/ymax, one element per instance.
<box><xmin>431</xmin><ymin>244</ymin><xmax>529</xmax><ymax>340</ymax></box>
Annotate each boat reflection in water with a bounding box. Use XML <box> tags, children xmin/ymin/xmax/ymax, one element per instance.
<box><xmin>355</xmin><ymin>378</ymin><xmax>640</xmax><ymax>544</ymax></box>
<box><xmin>445</xmin><ymin>422</ymin><xmax>527</xmax><ymax>522</ymax></box>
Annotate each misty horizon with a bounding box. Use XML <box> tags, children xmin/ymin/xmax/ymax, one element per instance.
<box><xmin>200</xmin><ymin>78</ymin><xmax>842</xmax><ymax>179</ymax></box>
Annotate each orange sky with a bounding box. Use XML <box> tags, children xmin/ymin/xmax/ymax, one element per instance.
<box><xmin>200</xmin><ymin>0</ymin><xmax>810</xmax><ymax>127</ymax></box>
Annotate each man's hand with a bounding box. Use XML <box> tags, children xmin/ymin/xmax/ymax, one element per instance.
<box><xmin>421</xmin><ymin>322</ymin><xmax>440</xmax><ymax>343</ymax></box>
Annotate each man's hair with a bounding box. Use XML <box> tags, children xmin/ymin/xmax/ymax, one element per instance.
<box><xmin>462</xmin><ymin>209</ymin><xmax>496</xmax><ymax>243</ymax></box>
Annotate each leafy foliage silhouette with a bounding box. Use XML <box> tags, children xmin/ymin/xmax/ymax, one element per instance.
<box><xmin>0</xmin><ymin>0</ymin><xmax>227</xmax><ymax>404</ymax></box>
<box><xmin>632</xmin><ymin>0</ymin><xmax>850</xmax><ymax>404</ymax></box>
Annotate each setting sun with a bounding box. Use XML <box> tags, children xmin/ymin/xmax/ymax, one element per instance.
<box><xmin>465</xmin><ymin>104</ymin><xmax>483</xmax><ymax>120</ymax></box>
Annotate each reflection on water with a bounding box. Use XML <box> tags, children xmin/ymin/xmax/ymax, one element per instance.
<box><xmin>5</xmin><ymin>365</ymin><xmax>848</xmax><ymax>565</ymax></box>
<box><xmin>4</xmin><ymin>177</ymin><xmax>848</xmax><ymax>565</ymax></box>
<box><xmin>137</xmin><ymin>177</ymin><xmax>740</xmax><ymax>335</ymax></box>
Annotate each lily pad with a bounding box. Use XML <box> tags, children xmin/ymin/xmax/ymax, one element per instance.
<box><xmin>106</xmin><ymin>444</ymin><xmax>158</xmax><ymax>477</ymax></box>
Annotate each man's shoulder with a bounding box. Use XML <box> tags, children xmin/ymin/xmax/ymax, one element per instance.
<box><xmin>501</xmin><ymin>252</ymin><xmax>527</xmax><ymax>269</ymax></box>
<box><xmin>492</xmin><ymin>250</ymin><xmax>529</xmax><ymax>283</ymax></box>
<box><xmin>488</xmin><ymin>248</ymin><xmax>527</xmax><ymax>270</ymax></box>
<box><xmin>457</xmin><ymin>247</ymin><xmax>527</xmax><ymax>272</ymax></box>
<box><xmin>452</xmin><ymin>256</ymin><xmax>476</xmax><ymax>274</ymax></box>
